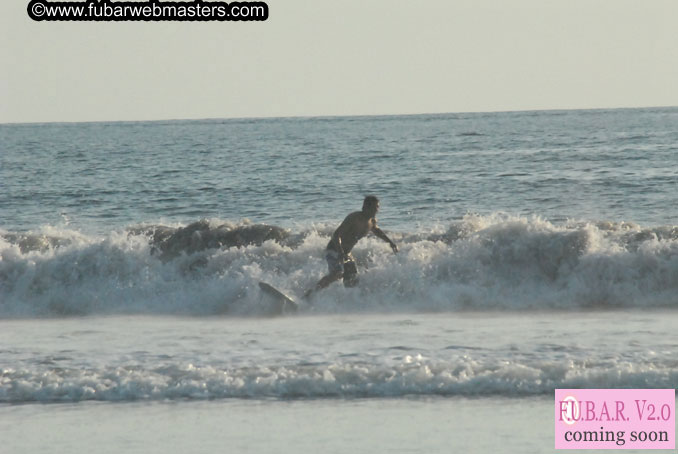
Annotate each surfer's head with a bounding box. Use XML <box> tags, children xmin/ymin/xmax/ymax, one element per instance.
<box><xmin>362</xmin><ymin>195</ymin><xmax>380</xmax><ymax>216</ymax></box>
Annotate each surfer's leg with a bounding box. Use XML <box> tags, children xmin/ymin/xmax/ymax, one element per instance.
<box><xmin>304</xmin><ymin>271</ymin><xmax>342</xmax><ymax>299</ymax></box>
<box><xmin>342</xmin><ymin>259</ymin><xmax>358</xmax><ymax>287</ymax></box>
<box><xmin>316</xmin><ymin>271</ymin><xmax>344</xmax><ymax>290</ymax></box>
<box><xmin>304</xmin><ymin>250</ymin><xmax>344</xmax><ymax>298</ymax></box>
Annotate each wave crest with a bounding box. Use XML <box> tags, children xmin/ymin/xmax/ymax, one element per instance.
<box><xmin>2</xmin><ymin>354</ymin><xmax>675</xmax><ymax>403</ymax></box>
<box><xmin>2</xmin><ymin>214</ymin><xmax>678</xmax><ymax>317</ymax></box>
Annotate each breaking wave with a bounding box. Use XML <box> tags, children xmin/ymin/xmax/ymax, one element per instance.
<box><xmin>2</xmin><ymin>214</ymin><xmax>678</xmax><ymax>318</ymax></box>
<box><xmin>2</xmin><ymin>352</ymin><xmax>676</xmax><ymax>403</ymax></box>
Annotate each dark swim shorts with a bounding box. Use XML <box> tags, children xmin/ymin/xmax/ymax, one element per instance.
<box><xmin>326</xmin><ymin>249</ymin><xmax>358</xmax><ymax>287</ymax></box>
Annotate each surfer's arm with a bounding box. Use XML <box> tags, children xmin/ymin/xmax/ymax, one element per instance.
<box><xmin>372</xmin><ymin>226</ymin><xmax>398</xmax><ymax>253</ymax></box>
<box><xmin>330</xmin><ymin>230</ymin><xmax>346</xmax><ymax>258</ymax></box>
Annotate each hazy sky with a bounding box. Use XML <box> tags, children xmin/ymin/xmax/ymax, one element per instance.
<box><xmin>2</xmin><ymin>0</ymin><xmax>677</xmax><ymax>123</ymax></box>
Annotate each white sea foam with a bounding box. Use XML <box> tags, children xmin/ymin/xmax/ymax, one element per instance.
<box><xmin>1</xmin><ymin>214</ymin><xmax>677</xmax><ymax>318</ymax></box>
<box><xmin>2</xmin><ymin>353</ymin><xmax>675</xmax><ymax>403</ymax></box>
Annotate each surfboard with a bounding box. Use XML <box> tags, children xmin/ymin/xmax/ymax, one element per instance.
<box><xmin>258</xmin><ymin>281</ymin><xmax>299</xmax><ymax>315</ymax></box>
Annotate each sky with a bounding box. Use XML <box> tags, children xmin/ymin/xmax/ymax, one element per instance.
<box><xmin>2</xmin><ymin>0</ymin><xmax>678</xmax><ymax>123</ymax></box>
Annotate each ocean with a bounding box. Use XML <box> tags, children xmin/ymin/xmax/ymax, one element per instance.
<box><xmin>1</xmin><ymin>107</ymin><xmax>677</xmax><ymax>453</ymax></box>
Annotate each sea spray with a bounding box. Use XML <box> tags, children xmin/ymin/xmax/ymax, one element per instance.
<box><xmin>1</xmin><ymin>214</ymin><xmax>677</xmax><ymax>318</ymax></box>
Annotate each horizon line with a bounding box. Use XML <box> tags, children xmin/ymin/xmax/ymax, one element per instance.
<box><xmin>2</xmin><ymin>104</ymin><xmax>677</xmax><ymax>126</ymax></box>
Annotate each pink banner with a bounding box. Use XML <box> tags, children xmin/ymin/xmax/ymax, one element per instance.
<box><xmin>555</xmin><ymin>389</ymin><xmax>675</xmax><ymax>450</ymax></box>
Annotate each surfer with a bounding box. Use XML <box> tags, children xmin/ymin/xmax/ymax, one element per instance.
<box><xmin>304</xmin><ymin>195</ymin><xmax>398</xmax><ymax>298</ymax></box>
